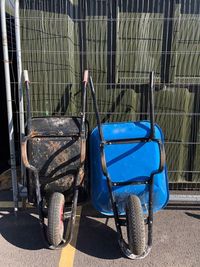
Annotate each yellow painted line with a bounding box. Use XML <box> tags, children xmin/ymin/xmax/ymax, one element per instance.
<box><xmin>0</xmin><ymin>201</ymin><xmax>33</xmax><ymax>208</ymax></box>
<box><xmin>59</xmin><ymin>206</ymin><xmax>82</xmax><ymax>267</ymax></box>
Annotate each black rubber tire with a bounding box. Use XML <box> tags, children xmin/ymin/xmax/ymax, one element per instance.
<box><xmin>126</xmin><ymin>195</ymin><xmax>145</xmax><ymax>255</ymax></box>
<box><xmin>47</xmin><ymin>192</ymin><xmax>65</xmax><ymax>247</ymax></box>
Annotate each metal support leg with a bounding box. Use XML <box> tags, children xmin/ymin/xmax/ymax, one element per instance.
<box><xmin>15</xmin><ymin>0</ymin><xmax>26</xmax><ymax>187</ymax></box>
<box><xmin>148</xmin><ymin>177</ymin><xmax>154</xmax><ymax>248</ymax></box>
<box><xmin>1</xmin><ymin>0</ymin><xmax>18</xmax><ymax>212</ymax></box>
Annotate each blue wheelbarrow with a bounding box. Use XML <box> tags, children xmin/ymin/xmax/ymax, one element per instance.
<box><xmin>89</xmin><ymin>72</ymin><xmax>169</xmax><ymax>259</ymax></box>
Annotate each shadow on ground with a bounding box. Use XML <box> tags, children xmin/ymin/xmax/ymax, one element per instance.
<box><xmin>185</xmin><ymin>212</ymin><xmax>200</xmax><ymax>220</ymax></box>
<box><xmin>0</xmin><ymin>210</ymin><xmax>46</xmax><ymax>250</ymax></box>
<box><xmin>166</xmin><ymin>203</ymin><xmax>200</xmax><ymax>211</ymax></box>
<box><xmin>76</xmin><ymin>205</ymin><xmax>123</xmax><ymax>260</ymax></box>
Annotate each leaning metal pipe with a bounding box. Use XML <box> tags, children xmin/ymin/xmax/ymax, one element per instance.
<box><xmin>1</xmin><ymin>0</ymin><xmax>18</xmax><ymax>212</ymax></box>
<box><xmin>15</xmin><ymin>0</ymin><xmax>26</xmax><ymax>185</ymax></box>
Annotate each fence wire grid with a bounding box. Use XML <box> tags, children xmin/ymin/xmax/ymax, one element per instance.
<box><xmin>5</xmin><ymin>0</ymin><xmax>200</xmax><ymax>189</ymax></box>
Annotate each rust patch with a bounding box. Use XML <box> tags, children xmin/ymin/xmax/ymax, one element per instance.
<box><xmin>79</xmin><ymin>167</ymin><xmax>85</xmax><ymax>185</ymax></box>
<box><xmin>21</xmin><ymin>139</ymin><xmax>30</xmax><ymax>168</ymax></box>
<box><xmin>45</xmin><ymin>141</ymin><xmax>69</xmax><ymax>164</ymax></box>
<box><xmin>80</xmin><ymin>139</ymin><xmax>86</xmax><ymax>164</ymax></box>
<box><xmin>47</xmin><ymin>141</ymin><xmax>62</xmax><ymax>153</ymax></box>
<box><xmin>29</xmin><ymin>130</ymin><xmax>40</xmax><ymax>138</ymax></box>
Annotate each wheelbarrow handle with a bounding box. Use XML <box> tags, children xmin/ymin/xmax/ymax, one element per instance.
<box><xmin>24</xmin><ymin>70</ymin><xmax>30</xmax><ymax>84</ymax></box>
<box><xmin>81</xmin><ymin>70</ymin><xmax>88</xmax><ymax>125</ymax></box>
<box><xmin>89</xmin><ymin>76</ymin><xmax>105</xmax><ymax>143</ymax></box>
<box><xmin>78</xmin><ymin>70</ymin><xmax>88</xmax><ymax>185</ymax></box>
<box><xmin>149</xmin><ymin>71</ymin><xmax>155</xmax><ymax>139</ymax></box>
<box><xmin>24</xmin><ymin>70</ymin><xmax>32</xmax><ymax>132</ymax></box>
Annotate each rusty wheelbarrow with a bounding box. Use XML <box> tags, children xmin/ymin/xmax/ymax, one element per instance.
<box><xmin>21</xmin><ymin>70</ymin><xmax>88</xmax><ymax>249</ymax></box>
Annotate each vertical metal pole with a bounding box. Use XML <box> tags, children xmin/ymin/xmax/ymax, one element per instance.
<box><xmin>1</xmin><ymin>0</ymin><xmax>18</xmax><ymax>212</ymax></box>
<box><xmin>15</xmin><ymin>0</ymin><xmax>26</xmax><ymax>185</ymax></box>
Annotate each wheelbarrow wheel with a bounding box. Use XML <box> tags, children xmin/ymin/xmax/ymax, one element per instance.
<box><xmin>47</xmin><ymin>192</ymin><xmax>65</xmax><ymax>247</ymax></box>
<box><xmin>126</xmin><ymin>195</ymin><xmax>145</xmax><ymax>256</ymax></box>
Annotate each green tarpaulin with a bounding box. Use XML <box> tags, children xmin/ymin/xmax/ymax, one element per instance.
<box><xmin>18</xmin><ymin>0</ymin><xmax>200</xmax><ymax>183</ymax></box>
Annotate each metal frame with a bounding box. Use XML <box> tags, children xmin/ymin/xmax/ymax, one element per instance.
<box><xmin>89</xmin><ymin>72</ymin><xmax>165</xmax><ymax>259</ymax></box>
<box><xmin>15</xmin><ymin>0</ymin><xmax>26</xmax><ymax>186</ymax></box>
<box><xmin>21</xmin><ymin>70</ymin><xmax>88</xmax><ymax>248</ymax></box>
<box><xmin>1</xmin><ymin>0</ymin><xmax>18</xmax><ymax>212</ymax></box>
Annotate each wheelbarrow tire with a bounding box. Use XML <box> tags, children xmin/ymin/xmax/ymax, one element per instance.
<box><xmin>47</xmin><ymin>192</ymin><xmax>65</xmax><ymax>247</ymax></box>
<box><xmin>126</xmin><ymin>195</ymin><xmax>145</xmax><ymax>256</ymax></box>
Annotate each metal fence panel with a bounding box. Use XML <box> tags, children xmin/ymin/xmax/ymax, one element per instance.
<box><xmin>5</xmin><ymin>0</ymin><xmax>200</xmax><ymax>187</ymax></box>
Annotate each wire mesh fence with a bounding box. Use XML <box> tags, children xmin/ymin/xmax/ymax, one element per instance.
<box><xmin>5</xmin><ymin>0</ymin><xmax>200</xmax><ymax>189</ymax></box>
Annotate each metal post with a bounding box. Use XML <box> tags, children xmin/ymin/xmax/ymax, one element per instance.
<box><xmin>1</xmin><ymin>0</ymin><xmax>18</xmax><ymax>212</ymax></box>
<box><xmin>15</xmin><ymin>0</ymin><xmax>26</xmax><ymax>185</ymax></box>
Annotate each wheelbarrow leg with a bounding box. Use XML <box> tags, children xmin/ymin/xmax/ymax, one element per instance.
<box><xmin>148</xmin><ymin>175</ymin><xmax>154</xmax><ymax>249</ymax></box>
<box><xmin>33</xmin><ymin>170</ymin><xmax>43</xmax><ymax>223</ymax></box>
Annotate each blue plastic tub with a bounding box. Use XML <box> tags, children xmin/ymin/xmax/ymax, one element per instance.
<box><xmin>90</xmin><ymin>121</ymin><xmax>169</xmax><ymax>216</ymax></box>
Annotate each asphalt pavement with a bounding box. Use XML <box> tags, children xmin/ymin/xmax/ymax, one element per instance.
<box><xmin>0</xmin><ymin>193</ymin><xmax>200</xmax><ymax>267</ymax></box>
